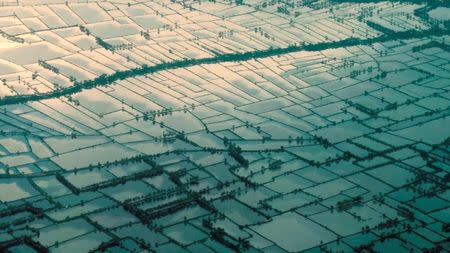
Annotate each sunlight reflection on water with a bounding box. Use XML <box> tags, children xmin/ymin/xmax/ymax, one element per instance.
<box><xmin>0</xmin><ymin>37</ymin><xmax>19</xmax><ymax>49</ymax></box>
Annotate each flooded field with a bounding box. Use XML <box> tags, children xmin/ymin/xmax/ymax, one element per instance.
<box><xmin>0</xmin><ymin>0</ymin><xmax>449</xmax><ymax>252</ymax></box>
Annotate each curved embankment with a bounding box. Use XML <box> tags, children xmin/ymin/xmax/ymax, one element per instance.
<box><xmin>0</xmin><ymin>27</ymin><xmax>449</xmax><ymax>106</ymax></box>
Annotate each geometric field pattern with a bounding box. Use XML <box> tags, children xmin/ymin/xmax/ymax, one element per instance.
<box><xmin>0</xmin><ymin>0</ymin><xmax>449</xmax><ymax>252</ymax></box>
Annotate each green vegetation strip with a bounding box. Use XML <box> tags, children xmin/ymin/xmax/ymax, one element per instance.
<box><xmin>1</xmin><ymin>27</ymin><xmax>449</xmax><ymax>106</ymax></box>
